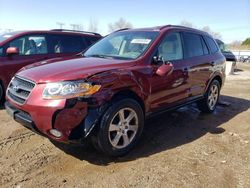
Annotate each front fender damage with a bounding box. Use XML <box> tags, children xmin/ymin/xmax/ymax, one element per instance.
<box><xmin>68</xmin><ymin>100</ymin><xmax>108</xmax><ymax>144</ymax></box>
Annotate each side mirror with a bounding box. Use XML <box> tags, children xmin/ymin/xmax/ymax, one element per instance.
<box><xmin>6</xmin><ymin>47</ymin><xmax>19</xmax><ymax>56</ymax></box>
<box><xmin>153</xmin><ymin>56</ymin><xmax>164</xmax><ymax>64</ymax></box>
<box><xmin>156</xmin><ymin>62</ymin><xmax>173</xmax><ymax>76</ymax></box>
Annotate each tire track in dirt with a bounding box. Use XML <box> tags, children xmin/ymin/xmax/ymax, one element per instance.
<box><xmin>0</xmin><ymin>131</ymin><xmax>60</xmax><ymax>187</ymax></box>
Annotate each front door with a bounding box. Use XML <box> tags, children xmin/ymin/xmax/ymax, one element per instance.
<box><xmin>0</xmin><ymin>34</ymin><xmax>49</xmax><ymax>88</ymax></box>
<box><xmin>148</xmin><ymin>32</ymin><xmax>190</xmax><ymax>111</ymax></box>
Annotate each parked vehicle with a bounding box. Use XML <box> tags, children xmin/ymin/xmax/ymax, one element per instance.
<box><xmin>0</xmin><ymin>29</ymin><xmax>102</xmax><ymax>103</ymax></box>
<box><xmin>5</xmin><ymin>25</ymin><xmax>226</xmax><ymax>157</ymax></box>
<box><xmin>239</xmin><ymin>56</ymin><xmax>250</xmax><ymax>63</ymax></box>
<box><xmin>216</xmin><ymin>39</ymin><xmax>237</xmax><ymax>62</ymax></box>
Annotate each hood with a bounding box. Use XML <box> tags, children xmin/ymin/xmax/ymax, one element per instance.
<box><xmin>17</xmin><ymin>57</ymin><xmax>134</xmax><ymax>83</ymax></box>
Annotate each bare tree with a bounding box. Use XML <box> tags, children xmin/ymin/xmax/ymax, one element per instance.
<box><xmin>180</xmin><ymin>20</ymin><xmax>222</xmax><ymax>39</ymax></box>
<box><xmin>88</xmin><ymin>19</ymin><xmax>99</xmax><ymax>33</ymax></box>
<box><xmin>108</xmin><ymin>18</ymin><xmax>133</xmax><ymax>32</ymax></box>
<box><xmin>201</xmin><ymin>26</ymin><xmax>222</xmax><ymax>39</ymax></box>
<box><xmin>227</xmin><ymin>40</ymin><xmax>242</xmax><ymax>49</ymax></box>
<box><xmin>180</xmin><ymin>20</ymin><xmax>195</xmax><ymax>28</ymax></box>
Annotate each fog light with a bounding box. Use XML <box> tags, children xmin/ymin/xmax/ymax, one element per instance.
<box><xmin>49</xmin><ymin>129</ymin><xmax>62</xmax><ymax>138</ymax></box>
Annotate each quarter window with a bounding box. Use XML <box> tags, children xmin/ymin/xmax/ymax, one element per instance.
<box><xmin>9</xmin><ymin>35</ymin><xmax>48</xmax><ymax>55</ymax></box>
<box><xmin>158</xmin><ymin>33</ymin><xmax>183</xmax><ymax>61</ymax></box>
<box><xmin>205</xmin><ymin>36</ymin><xmax>219</xmax><ymax>54</ymax></box>
<box><xmin>183</xmin><ymin>33</ymin><xmax>204</xmax><ymax>58</ymax></box>
<box><xmin>201</xmin><ymin>37</ymin><xmax>209</xmax><ymax>55</ymax></box>
<box><xmin>49</xmin><ymin>35</ymin><xmax>86</xmax><ymax>54</ymax></box>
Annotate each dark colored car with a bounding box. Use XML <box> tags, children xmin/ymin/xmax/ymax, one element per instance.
<box><xmin>216</xmin><ymin>39</ymin><xmax>237</xmax><ymax>62</ymax></box>
<box><xmin>0</xmin><ymin>29</ymin><xmax>102</xmax><ymax>103</ymax></box>
<box><xmin>5</xmin><ymin>25</ymin><xmax>226</xmax><ymax>157</ymax></box>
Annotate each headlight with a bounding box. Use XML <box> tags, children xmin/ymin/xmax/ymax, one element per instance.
<box><xmin>42</xmin><ymin>81</ymin><xmax>101</xmax><ymax>99</ymax></box>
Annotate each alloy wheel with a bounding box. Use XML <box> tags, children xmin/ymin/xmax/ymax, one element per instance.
<box><xmin>208</xmin><ymin>84</ymin><xmax>219</xmax><ymax>110</ymax></box>
<box><xmin>108</xmin><ymin>108</ymin><xmax>139</xmax><ymax>149</ymax></box>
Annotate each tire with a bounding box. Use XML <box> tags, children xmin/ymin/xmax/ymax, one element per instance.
<box><xmin>0</xmin><ymin>84</ymin><xmax>4</xmax><ymax>105</ymax></box>
<box><xmin>92</xmin><ymin>98</ymin><xmax>144</xmax><ymax>157</ymax></box>
<box><xmin>197</xmin><ymin>80</ymin><xmax>220</xmax><ymax>113</ymax></box>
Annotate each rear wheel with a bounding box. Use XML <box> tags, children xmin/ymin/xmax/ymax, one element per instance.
<box><xmin>197</xmin><ymin>80</ymin><xmax>220</xmax><ymax>113</ymax></box>
<box><xmin>0</xmin><ymin>84</ymin><xmax>4</xmax><ymax>105</ymax></box>
<box><xmin>92</xmin><ymin>98</ymin><xmax>144</xmax><ymax>157</ymax></box>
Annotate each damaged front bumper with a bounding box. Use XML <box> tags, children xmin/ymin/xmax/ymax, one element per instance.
<box><xmin>5</xmin><ymin>99</ymin><xmax>105</xmax><ymax>144</ymax></box>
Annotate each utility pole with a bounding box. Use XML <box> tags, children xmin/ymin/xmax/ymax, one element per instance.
<box><xmin>70</xmin><ymin>24</ymin><xmax>83</xmax><ymax>31</ymax></box>
<box><xmin>56</xmin><ymin>22</ymin><xmax>65</xmax><ymax>29</ymax></box>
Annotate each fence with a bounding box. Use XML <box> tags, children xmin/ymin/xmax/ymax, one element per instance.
<box><xmin>231</xmin><ymin>50</ymin><xmax>250</xmax><ymax>60</ymax></box>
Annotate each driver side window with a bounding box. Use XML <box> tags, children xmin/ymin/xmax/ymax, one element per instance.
<box><xmin>9</xmin><ymin>35</ymin><xmax>48</xmax><ymax>55</ymax></box>
<box><xmin>158</xmin><ymin>33</ymin><xmax>183</xmax><ymax>61</ymax></box>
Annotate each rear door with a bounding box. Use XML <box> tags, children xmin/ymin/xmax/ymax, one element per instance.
<box><xmin>182</xmin><ymin>32</ymin><xmax>212</xmax><ymax>97</ymax></box>
<box><xmin>0</xmin><ymin>34</ymin><xmax>49</xmax><ymax>88</ymax></box>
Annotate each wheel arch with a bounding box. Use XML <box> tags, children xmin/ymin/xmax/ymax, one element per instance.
<box><xmin>205</xmin><ymin>74</ymin><xmax>223</xmax><ymax>94</ymax></box>
<box><xmin>110</xmin><ymin>89</ymin><xmax>146</xmax><ymax>115</ymax></box>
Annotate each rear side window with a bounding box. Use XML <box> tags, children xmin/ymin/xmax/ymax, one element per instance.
<box><xmin>204</xmin><ymin>36</ymin><xmax>219</xmax><ymax>54</ymax></box>
<box><xmin>85</xmin><ymin>36</ymin><xmax>100</xmax><ymax>45</ymax></box>
<box><xmin>9</xmin><ymin>35</ymin><xmax>48</xmax><ymax>55</ymax></box>
<box><xmin>183</xmin><ymin>33</ymin><xmax>204</xmax><ymax>58</ymax></box>
<box><xmin>49</xmin><ymin>35</ymin><xmax>86</xmax><ymax>54</ymax></box>
<box><xmin>158</xmin><ymin>32</ymin><xmax>183</xmax><ymax>61</ymax></box>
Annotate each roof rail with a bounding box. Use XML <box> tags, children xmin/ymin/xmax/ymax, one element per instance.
<box><xmin>114</xmin><ymin>28</ymin><xmax>131</xmax><ymax>32</ymax></box>
<box><xmin>159</xmin><ymin>25</ymin><xmax>207</xmax><ymax>33</ymax></box>
<box><xmin>160</xmin><ymin>25</ymin><xmax>199</xmax><ymax>30</ymax></box>
<box><xmin>51</xmin><ymin>29</ymin><xmax>101</xmax><ymax>36</ymax></box>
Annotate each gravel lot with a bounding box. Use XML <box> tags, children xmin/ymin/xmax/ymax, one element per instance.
<box><xmin>0</xmin><ymin>63</ymin><xmax>250</xmax><ymax>188</ymax></box>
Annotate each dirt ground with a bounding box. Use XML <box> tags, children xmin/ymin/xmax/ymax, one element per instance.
<box><xmin>0</xmin><ymin>63</ymin><xmax>250</xmax><ymax>188</ymax></box>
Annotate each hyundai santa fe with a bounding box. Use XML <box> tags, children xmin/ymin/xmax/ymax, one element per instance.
<box><xmin>0</xmin><ymin>29</ymin><xmax>102</xmax><ymax>103</ymax></box>
<box><xmin>5</xmin><ymin>25</ymin><xmax>226</xmax><ymax>157</ymax></box>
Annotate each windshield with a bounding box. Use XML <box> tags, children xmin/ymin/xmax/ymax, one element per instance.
<box><xmin>0</xmin><ymin>31</ymin><xmax>22</xmax><ymax>43</ymax></box>
<box><xmin>84</xmin><ymin>31</ymin><xmax>159</xmax><ymax>60</ymax></box>
<box><xmin>0</xmin><ymin>33</ymin><xmax>12</xmax><ymax>43</ymax></box>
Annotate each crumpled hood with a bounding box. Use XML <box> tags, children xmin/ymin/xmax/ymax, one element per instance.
<box><xmin>17</xmin><ymin>57</ymin><xmax>134</xmax><ymax>83</ymax></box>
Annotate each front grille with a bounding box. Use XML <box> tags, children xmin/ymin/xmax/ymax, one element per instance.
<box><xmin>7</xmin><ymin>76</ymin><xmax>35</xmax><ymax>105</ymax></box>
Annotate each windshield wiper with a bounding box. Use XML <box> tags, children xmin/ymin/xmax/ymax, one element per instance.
<box><xmin>87</xmin><ymin>54</ymin><xmax>114</xmax><ymax>59</ymax></box>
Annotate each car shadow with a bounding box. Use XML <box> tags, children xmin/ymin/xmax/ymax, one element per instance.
<box><xmin>52</xmin><ymin>95</ymin><xmax>250</xmax><ymax>165</ymax></box>
<box><xmin>0</xmin><ymin>105</ymin><xmax>4</xmax><ymax>110</ymax></box>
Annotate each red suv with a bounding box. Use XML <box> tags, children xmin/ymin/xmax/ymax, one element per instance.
<box><xmin>5</xmin><ymin>25</ymin><xmax>226</xmax><ymax>157</ymax></box>
<box><xmin>0</xmin><ymin>29</ymin><xmax>102</xmax><ymax>103</ymax></box>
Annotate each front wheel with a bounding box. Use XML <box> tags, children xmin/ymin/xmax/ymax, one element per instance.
<box><xmin>92</xmin><ymin>98</ymin><xmax>144</xmax><ymax>157</ymax></box>
<box><xmin>197</xmin><ymin>80</ymin><xmax>220</xmax><ymax>113</ymax></box>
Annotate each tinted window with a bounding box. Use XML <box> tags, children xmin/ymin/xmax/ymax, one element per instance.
<box><xmin>158</xmin><ymin>33</ymin><xmax>183</xmax><ymax>61</ymax></box>
<box><xmin>183</xmin><ymin>33</ymin><xmax>204</xmax><ymax>58</ymax></box>
<box><xmin>9</xmin><ymin>35</ymin><xmax>48</xmax><ymax>55</ymax></box>
<box><xmin>49</xmin><ymin>35</ymin><xmax>86</xmax><ymax>54</ymax></box>
<box><xmin>0</xmin><ymin>47</ymin><xmax>3</xmax><ymax>56</ymax></box>
<box><xmin>85</xmin><ymin>37</ymin><xmax>100</xmax><ymax>45</ymax></box>
<box><xmin>205</xmin><ymin>36</ymin><xmax>219</xmax><ymax>54</ymax></box>
<box><xmin>201</xmin><ymin>37</ymin><xmax>209</xmax><ymax>55</ymax></box>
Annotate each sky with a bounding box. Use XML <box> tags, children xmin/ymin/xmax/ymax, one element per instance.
<box><xmin>0</xmin><ymin>0</ymin><xmax>249</xmax><ymax>43</ymax></box>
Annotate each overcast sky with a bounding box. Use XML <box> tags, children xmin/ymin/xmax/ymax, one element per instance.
<box><xmin>0</xmin><ymin>0</ymin><xmax>249</xmax><ymax>43</ymax></box>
